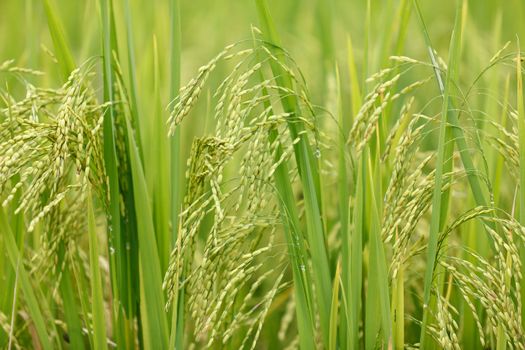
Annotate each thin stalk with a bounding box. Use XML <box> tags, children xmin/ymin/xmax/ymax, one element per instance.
<box><xmin>493</xmin><ymin>76</ymin><xmax>510</xmax><ymax>208</ymax></box>
<box><xmin>126</xmin><ymin>116</ymin><xmax>169</xmax><ymax>349</ymax></box>
<box><xmin>169</xmin><ymin>0</ymin><xmax>185</xmax><ymax>348</ymax></box>
<box><xmin>0</xmin><ymin>209</ymin><xmax>55</xmax><ymax>350</ymax></box>
<box><xmin>250</xmin><ymin>27</ymin><xmax>316</xmax><ymax>349</ymax></box>
<box><xmin>152</xmin><ymin>36</ymin><xmax>171</xmax><ymax>273</ymax></box>
<box><xmin>336</xmin><ymin>63</ymin><xmax>350</xmax><ymax>350</ymax></box>
<box><xmin>363</xmin><ymin>0</ymin><xmax>371</xmax><ymax>85</ymax></box>
<box><xmin>42</xmin><ymin>0</ymin><xmax>75</xmax><ymax>80</ymax></box>
<box><xmin>7</xmin><ymin>256</ymin><xmax>19</xmax><ymax>350</ymax></box>
<box><xmin>347</xmin><ymin>33</ymin><xmax>362</xmax><ymax>117</ymax></box>
<box><xmin>59</xmin><ymin>264</ymin><xmax>85</xmax><ymax>350</ymax></box>
<box><xmin>41</xmin><ymin>6</ymin><xmax>86</xmax><ymax>348</ymax></box>
<box><xmin>350</xmin><ymin>153</ymin><xmax>365</xmax><ymax>350</ymax></box>
<box><xmin>87</xmin><ymin>187</ymin><xmax>108</xmax><ymax>350</ymax></box>
<box><xmin>365</xmin><ymin>129</ymin><xmax>391</xmax><ymax>348</ymax></box>
<box><xmin>344</xmin><ymin>29</ymin><xmax>364</xmax><ymax>350</ymax></box>
<box><xmin>413</xmin><ymin>0</ymin><xmax>490</xmax><ymax>214</ymax></box>
<box><xmin>123</xmin><ymin>0</ymin><xmax>144</xmax><ymax>159</ymax></box>
<box><xmin>392</xmin><ymin>261</ymin><xmax>404</xmax><ymax>349</ymax></box>
<box><xmin>120</xmin><ymin>2</ymin><xmax>145</xmax><ymax>345</ymax></box>
<box><xmin>254</xmin><ymin>1</ymin><xmax>332</xmax><ymax>346</ymax></box>
<box><xmin>329</xmin><ymin>260</ymin><xmax>342</xmax><ymax>350</ymax></box>
<box><xmin>416</xmin><ymin>1</ymin><xmax>464</xmax><ymax>347</ymax></box>
<box><xmin>99</xmin><ymin>0</ymin><xmax>125</xmax><ymax>347</ymax></box>
<box><xmin>516</xmin><ymin>39</ymin><xmax>525</xmax><ymax>328</ymax></box>
<box><xmin>71</xmin><ymin>249</ymin><xmax>96</xmax><ymax>348</ymax></box>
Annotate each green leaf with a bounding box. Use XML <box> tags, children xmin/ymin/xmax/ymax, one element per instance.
<box><xmin>414</xmin><ymin>1</ymin><xmax>464</xmax><ymax>347</ymax></box>
<box><xmin>329</xmin><ymin>260</ymin><xmax>342</xmax><ymax>350</ymax></box>
<box><xmin>0</xmin><ymin>209</ymin><xmax>55</xmax><ymax>350</ymax></box>
<box><xmin>126</xmin><ymin>117</ymin><xmax>169</xmax><ymax>349</ymax></box>
<box><xmin>516</xmin><ymin>38</ymin><xmax>525</xmax><ymax>331</ymax></box>
<box><xmin>42</xmin><ymin>0</ymin><xmax>75</xmax><ymax>79</ymax></box>
<box><xmin>254</xmin><ymin>1</ymin><xmax>332</xmax><ymax>346</ymax></box>
<box><xmin>87</xmin><ymin>187</ymin><xmax>108</xmax><ymax>350</ymax></box>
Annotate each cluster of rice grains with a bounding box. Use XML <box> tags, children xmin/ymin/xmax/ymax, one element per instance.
<box><xmin>0</xmin><ymin>61</ymin><xmax>106</xmax><ymax>277</ymax></box>
<box><xmin>163</xmin><ymin>41</ymin><xmax>314</xmax><ymax>348</ymax></box>
<box><xmin>438</xmin><ymin>209</ymin><xmax>525</xmax><ymax>349</ymax></box>
<box><xmin>344</xmin><ymin>45</ymin><xmax>525</xmax><ymax>349</ymax></box>
<box><xmin>159</xmin><ymin>36</ymin><xmax>525</xmax><ymax>348</ymax></box>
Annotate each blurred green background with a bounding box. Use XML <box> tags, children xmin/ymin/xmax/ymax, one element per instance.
<box><xmin>2</xmin><ymin>0</ymin><xmax>524</xmax><ymax>106</ymax></box>
<box><xmin>1</xmin><ymin>0</ymin><xmax>522</xmax><ymax>170</ymax></box>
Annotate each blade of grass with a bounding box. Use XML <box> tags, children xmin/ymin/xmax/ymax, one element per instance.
<box><xmin>41</xmin><ymin>5</ymin><xmax>86</xmax><ymax>348</ymax></box>
<box><xmin>0</xmin><ymin>226</ymin><xmax>6</xmax><ymax>346</ymax></box>
<box><xmin>431</xmin><ymin>3</ymin><xmax>468</xmax><ymax>346</ymax></box>
<box><xmin>350</xmin><ymin>153</ymin><xmax>365</xmax><ymax>350</ymax></box>
<box><xmin>122</xmin><ymin>0</ymin><xmax>144</xmax><ymax>159</ymax></box>
<box><xmin>250</xmin><ymin>27</ymin><xmax>316</xmax><ymax>349</ymax></box>
<box><xmin>87</xmin><ymin>187</ymin><xmax>108</xmax><ymax>350</ymax></box>
<box><xmin>2</xmin><ymin>189</ymin><xmax>25</xmax><ymax>350</ymax></box>
<box><xmin>71</xmin><ymin>248</ymin><xmax>96</xmax><ymax>348</ymax></box>
<box><xmin>254</xmin><ymin>1</ymin><xmax>332</xmax><ymax>346</ymax></box>
<box><xmin>413</xmin><ymin>0</ymin><xmax>490</xmax><ymax>215</ymax></box>
<box><xmin>392</xmin><ymin>261</ymin><xmax>404</xmax><ymax>349</ymax></box>
<box><xmin>99</xmin><ymin>0</ymin><xmax>137</xmax><ymax>347</ymax></box>
<box><xmin>347</xmin><ymin>33</ymin><xmax>362</xmax><ymax>118</ymax></box>
<box><xmin>0</xmin><ymin>209</ymin><xmax>54</xmax><ymax>350</ymax></box>
<box><xmin>42</xmin><ymin>0</ymin><xmax>75</xmax><ymax>80</ymax></box>
<box><xmin>58</xmin><ymin>264</ymin><xmax>85</xmax><ymax>350</ymax></box>
<box><xmin>493</xmin><ymin>75</ymin><xmax>510</xmax><ymax>207</ymax></box>
<box><xmin>344</xmin><ymin>29</ymin><xmax>364</xmax><ymax>350</ymax></box>
<box><xmin>490</xmin><ymin>75</ymin><xmax>510</xmax><ymax>350</ymax></box>
<box><xmin>336</xmin><ymin>63</ymin><xmax>351</xmax><ymax>350</ymax></box>
<box><xmin>271</xmin><ymin>139</ymin><xmax>317</xmax><ymax>350</ymax></box>
<box><xmin>516</xmin><ymin>38</ymin><xmax>525</xmax><ymax>329</ymax></box>
<box><xmin>99</xmin><ymin>0</ymin><xmax>121</xmax><ymax>281</ymax></box>
<box><xmin>111</xmin><ymin>3</ymin><xmax>144</xmax><ymax>346</ymax></box>
<box><xmin>462</xmin><ymin>17</ymin><xmax>501</xmax><ymax>348</ymax></box>
<box><xmin>1</xmin><ymin>182</ymin><xmax>24</xmax><ymax>348</ymax></box>
<box><xmin>415</xmin><ymin>1</ymin><xmax>463</xmax><ymax>347</ymax></box>
<box><xmin>329</xmin><ymin>259</ymin><xmax>342</xmax><ymax>350</ymax></box>
<box><xmin>169</xmin><ymin>0</ymin><xmax>185</xmax><ymax>348</ymax></box>
<box><xmin>125</xmin><ymin>116</ymin><xmax>169</xmax><ymax>349</ymax></box>
<box><xmin>377</xmin><ymin>0</ymin><xmax>396</xmax><ymax>67</ymax></box>
<box><xmin>99</xmin><ymin>0</ymin><xmax>122</xmax><ymax>303</ymax></box>
<box><xmin>363</xmin><ymin>0</ymin><xmax>371</xmax><ymax>84</ymax></box>
<box><xmin>7</xmin><ymin>253</ymin><xmax>19</xmax><ymax>350</ymax></box>
<box><xmin>365</xmin><ymin>132</ymin><xmax>391</xmax><ymax>348</ymax></box>
<box><xmin>168</xmin><ymin>216</ymin><xmax>182</xmax><ymax>350</ymax></box>
<box><xmin>169</xmin><ymin>0</ymin><xmax>182</xmax><ymax>254</ymax></box>
<box><xmin>364</xmin><ymin>159</ymin><xmax>380</xmax><ymax>350</ymax></box>
<box><xmin>151</xmin><ymin>36</ymin><xmax>171</xmax><ymax>273</ymax></box>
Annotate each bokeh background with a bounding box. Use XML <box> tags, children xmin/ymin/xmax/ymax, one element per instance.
<box><xmin>1</xmin><ymin>0</ymin><xmax>524</xmax><ymax>158</ymax></box>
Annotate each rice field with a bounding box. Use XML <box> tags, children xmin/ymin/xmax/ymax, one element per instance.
<box><xmin>1</xmin><ymin>0</ymin><xmax>525</xmax><ymax>349</ymax></box>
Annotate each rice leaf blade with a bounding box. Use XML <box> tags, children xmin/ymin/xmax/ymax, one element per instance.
<box><xmin>254</xmin><ymin>1</ymin><xmax>332</xmax><ymax>346</ymax></box>
<box><xmin>0</xmin><ymin>209</ymin><xmax>54</xmax><ymax>350</ymax></box>
<box><xmin>126</xmin><ymin>117</ymin><xmax>169</xmax><ymax>349</ymax></box>
<box><xmin>415</xmin><ymin>1</ymin><xmax>464</xmax><ymax>347</ymax></box>
<box><xmin>87</xmin><ymin>188</ymin><xmax>108</xmax><ymax>350</ymax></box>
<box><xmin>42</xmin><ymin>0</ymin><xmax>75</xmax><ymax>79</ymax></box>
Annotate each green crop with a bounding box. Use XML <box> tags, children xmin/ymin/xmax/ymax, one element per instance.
<box><xmin>1</xmin><ymin>0</ymin><xmax>525</xmax><ymax>349</ymax></box>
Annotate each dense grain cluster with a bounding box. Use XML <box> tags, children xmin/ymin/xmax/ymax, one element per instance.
<box><xmin>0</xmin><ymin>63</ymin><xmax>106</xmax><ymax>275</ymax></box>
<box><xmin>163</xmin><ymin>41</ymin><xmax>321</xmax><ymax>348</ymax></box>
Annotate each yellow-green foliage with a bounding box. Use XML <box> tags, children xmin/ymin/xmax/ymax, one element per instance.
<box><xmin>3</xmin><ymin>0</ymin><xmax>525</xmax><ymax>349</ymax></box>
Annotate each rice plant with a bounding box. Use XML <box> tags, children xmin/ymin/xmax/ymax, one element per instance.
<box><xmin>3</xmin><ymin>0</ymin><xmax>525</xmax><ymax>349</ymax></box>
